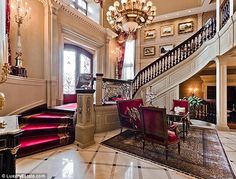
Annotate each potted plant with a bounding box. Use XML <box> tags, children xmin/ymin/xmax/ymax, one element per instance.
<box><xmin>183</xmin><ymin>96</ymin><xmax>206</xmax><ymax>119</ymax></box>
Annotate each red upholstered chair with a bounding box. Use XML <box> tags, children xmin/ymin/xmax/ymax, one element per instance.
<box><xmin>172</xmin><ymin>100</ymin><xmax>189</xmax><ymax>113</ymax></box>
<box><xmin>116</xmin><ymin>99</ymin><xmax>143</xmax><ymax>133</ymax></box>
<box><xmin>140</xmin><ymin>106</ymin><xmax>180</xmax><ymax>160</ymax></box>
<box><xmin>171</xmin><ymin>99</ymin><xmax>190</xmax><ymax>138</ymax></box>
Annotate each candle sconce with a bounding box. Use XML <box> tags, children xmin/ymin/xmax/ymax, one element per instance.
<box><xmin>10</xmin><ymin>0</ymin><xmax>31</xmax><ymax>77</ymax></box>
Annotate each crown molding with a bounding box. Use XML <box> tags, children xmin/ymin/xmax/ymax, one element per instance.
<box><xmin>51</xmin><ymin>0</ymin><xmax>107</xmax><ymax>35</ymax></box>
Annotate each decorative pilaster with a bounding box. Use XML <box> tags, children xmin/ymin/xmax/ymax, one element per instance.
<box><xmin>105</xmin><ymin>38</ymin><xmax>110</xmax><ymax>77</ymax></box>
<box><xmin>75</xmin><ymin>89</ymin><xmax>95</xmax><ymax>148</ymax></box>
<box><xmin>46</xmin><ymin>2</ymin><xmax>61</xmax><ymax>107</ymax></box>
<box><xmin>215</xmin><ymin>57</ymin><xmax>229</xmax><ymax>130</ymax></box>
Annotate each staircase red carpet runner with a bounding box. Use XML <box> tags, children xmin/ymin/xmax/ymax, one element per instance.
<box><xmin>18</xmin><ymin>111</ymin><xmax>75</xmax><ymax>157</ymax></box>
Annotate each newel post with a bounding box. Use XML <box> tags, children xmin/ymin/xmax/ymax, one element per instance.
<box><xmin>75</xmin><ymin>89</ymin><xmax>96</xmax><ymax>148</ymax></box>
<box><xmin>96</xmin><ymin>73</ymin><xmax>104</xmax><ymax>105</ymax></box>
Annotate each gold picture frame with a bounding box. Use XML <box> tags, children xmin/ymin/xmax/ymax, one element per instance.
<box><xmin>143</xmin><ymin>46</ymin><xmax>156</xmax><ymax>56</ymax></box>
<box><xmin>160</xmin><ymin>24</ymin><xmax>174</xmax><ymax>37</ymax></box>
<box><xmin>144</xmin><ymin>29</ymin><xmax>156</xmax><ymax>40</ymax></box>
<box><xmin>178</xmin><ymin>21</ymin><xmax>194</xmax><ymax>34</ymax></box>
<box><xmin>159</xmin><ymin>44</ymin><xmax>174</xmax><ymax>56</ymax></box>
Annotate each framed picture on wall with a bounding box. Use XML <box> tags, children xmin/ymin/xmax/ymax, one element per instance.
<box><xmin>160</xmin><ymin>24</ymin><xmax>174</xmax><ymax>37</ymax></box>
<box><xmin>159</xmin><ymin>44</ymin><xmax>174</xmax><ymax>56</ymax></box>
<box><xmin>143</xmin><ymin>46</ymin><xmax>156</xmax><ymax>56</ymax></box>
<box><xmin>178</xmin><ymin>21</ymin><xmax>194</xmax><ymax>34</ymax></box>
<box><xmin>144</xmin><ymin>29</ymin><xmax>156</xmax><ymax>40</ymax></box>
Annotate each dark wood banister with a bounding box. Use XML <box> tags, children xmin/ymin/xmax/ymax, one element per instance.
<box><xmin>132</xmin><ymin>18</ymin><xmax>216</xmax><ymax>97</ymax></box>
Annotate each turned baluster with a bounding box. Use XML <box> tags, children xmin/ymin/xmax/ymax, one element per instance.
<box><xmin>137</xmin><ymin>76</ymin><xmax>140</xmax><ymax>89</ymax></box>
<box><xmin>161</xmin><ymin>58</ymin><xmax>164</xmax><ymax>72</ymax></box>
<box><xmin>187</xmin><ymin>42</ymin><xmax>190</xmax><ymax>57</ymax></box>
<box><xmin>151</xmin><ymin>65</ymin><xmax>154</xmax><ymax>79</ymax></box>
<box><xmin>190</xmin><ymin>39</ymin><xmax>194</xmax><ymax>54</ymax></box>
<box><xmin>163</xmin><ymin>56</ymin><xmax>167</xmax><ymax>71</ymax></box>
<box><xmin>173</xmin><ymin>51</ymin><xmax>176</xmax><ymax>65</ymax></box>
<box><xmin>167</xmin><ymin>54</ymin><xmax>171</xmax><ymax>69</ymax></box>
<box><xmin>178</xmin><ymin>47</ymin><xmax>181</xmax><ymax>62</ymax></box>
<box><xmin>151</xmin><ymin>65</ymin><xmax>154</xmax><ymax>80</ymax></box>
<box><xmin>144</xmin><ymin>69</ymin><xmax>147</xmax><ymax>83</ymax></box>
<box><xmin>159</xmin><ymin>60</ymin><xmax>162</xmax><ymax>74</ymax></box>
<box><xmin>156</xmin><ymin>62</ymin><xmax>159</xmax><ymax>76</ymax></box>
<box><xmin>184</xmin><ymin>44</ymin><xmax>188</xmax><ymax>59</ymax></box>
<box><xmin>195</xmin><ymin>36</ymin><xmax>198</xmax><ymax>51</ymax></box>
<box><xmin>143</xmin><ymin>71</ymin><xmax>146</xmax><ymax>85</ymax></box>
<box><xmin>139</xmin><ymin>74</ymin><xmax>142</xmax><ymax>87</ymax></box>
<box><xmin>176</xmin><ymin>48</ymin><xmax>179</xmax><ymax>64</ymax></box>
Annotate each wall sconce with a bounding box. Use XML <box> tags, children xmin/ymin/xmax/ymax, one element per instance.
<box><xmin>189</xmin><ymin>87</ymin><xmax>198</xmax><ymax>96</ymax></box>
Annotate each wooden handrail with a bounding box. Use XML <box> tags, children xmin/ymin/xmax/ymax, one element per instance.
<box><xmin>132</xmin><ymin>18</ymin><xmax>216</xmax><ymax>97</ymax></box>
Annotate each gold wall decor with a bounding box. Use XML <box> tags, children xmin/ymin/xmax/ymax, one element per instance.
<box><xmin>144</xmin><ymin>29</ymin><xmax>156</xmax><ymax>40</ymax></box>
<box><xmin>178</xmin><ymin>21</ymin><xmax>194</xmax><ymax>34</ymax></box>
<box><xmin>143</xmin><ymin>46</ymin><xmax>156</xmax><ymax>56</ymax></box>
<box><xmin>160</xmin><ymin>24</ymin><xmax>174</xmax><ymax>37</ymax></box>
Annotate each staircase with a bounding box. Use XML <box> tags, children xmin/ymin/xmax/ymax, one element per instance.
<box><xmin>132</xmin><ymin>18</ymin><xmax>217</xmax><ymax>109</ymax></box>
<box><xmin>17</xmin><ymin>111</ymin><xmax>75</xmax><ymax>157</ymax></box>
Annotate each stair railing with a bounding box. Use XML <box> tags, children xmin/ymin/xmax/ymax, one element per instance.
<box><xmin>132</xmin><ymin>18</ymin><xmax>216</xmax><ymax>97</ymax></box>
<box><xmin>220</xmin><ymin>0</ymin><xmax>230</xmax><ymax>28</ymax></box>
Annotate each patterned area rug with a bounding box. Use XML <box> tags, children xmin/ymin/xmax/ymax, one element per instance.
<box><xmin>102</xmin><ymin>127</ymin><xmax>235</xmax><ymax>179</ymax></box>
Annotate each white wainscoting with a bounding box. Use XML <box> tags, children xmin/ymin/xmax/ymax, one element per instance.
<box><xmin>0</xmin><ymin>75</ymin><xmax>46</xmax><ymax>115</ymax></box>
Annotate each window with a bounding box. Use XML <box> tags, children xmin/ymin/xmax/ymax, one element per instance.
<box><xmin>63</xmin><ymin>45</ymin><xmax>93</xmax><ymax>94</ymax></box>
<box><xmin>80</xmin><ymin>54</ymin><xmax>91</xmax><ymax>74</ymax></box>
<box><xmin>63</xmin><ymin>50</ymin><xmax>76</xmax><ymax>94</ymax></box>
<box><xmin>122</xmin><ymin>40</ymin><xmax>135</xmax><ymax>80</ymax></box>
<box><xmin>70</xmin><ymin>0</ymin><xmax>88</xmax><ymax>15</ymax></box>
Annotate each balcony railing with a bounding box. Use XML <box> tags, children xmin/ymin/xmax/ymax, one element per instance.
<box><xmin>190</xmin><ymin>100</ymin><xmax>216</xmax><ymax>124</ymax></box>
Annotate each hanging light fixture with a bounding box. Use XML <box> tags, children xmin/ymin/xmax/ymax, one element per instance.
<box><xmin>106</xmin><ymin>0</ymin><xmax>156</xmax><ymax>33</ymax></box>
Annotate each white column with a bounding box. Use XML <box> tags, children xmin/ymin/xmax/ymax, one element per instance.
<box><xmin>230</xmin><ymin>0</ymin><xmax>234</xmax><ymax>16</ymax></box>
<box><xmin>215</xmin><ymin>57</ymin><xmax>229</xmax><ymax>130</ymax></box>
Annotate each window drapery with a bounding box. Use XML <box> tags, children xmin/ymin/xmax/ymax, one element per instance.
<box><xmin>122</xmin><ymin>40</ymin><xmax>135</xmax><ymax>80</ymax></box>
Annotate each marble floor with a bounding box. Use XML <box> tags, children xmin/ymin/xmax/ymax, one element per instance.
<box><xmin>16</xmin><ymin>128</ymin><xmax>236</xmax><ymax>179</ymax></box>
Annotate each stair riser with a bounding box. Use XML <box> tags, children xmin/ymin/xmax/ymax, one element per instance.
<box><xmin>22</xmin><ymin>118</ymin><xmax>74</xmax><ymax>125</ymax></box>
<box><xmin>21</xmin><ymin>127</ymin><xmax>75</xmax><ymax>138</ymax></box>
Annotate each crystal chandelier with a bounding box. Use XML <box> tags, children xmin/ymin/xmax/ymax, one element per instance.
<box><xmin>106</xmin><ymin>0</ymin><xmax>156</xmax><ymax>33</ymax></box>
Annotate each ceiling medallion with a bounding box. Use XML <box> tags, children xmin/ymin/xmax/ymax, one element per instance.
<box><xmin>106</xmin><ymin>0</ymin><xmax>156</xmax><ymax>33</ymax></box>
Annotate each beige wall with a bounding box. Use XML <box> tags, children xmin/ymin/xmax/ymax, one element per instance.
<box><xmin>179</xmin><ymin>75</ymin><xmax>204</xmax><ymax>99</ymax></box>
<box><xmin>202</xmin><ymin>11</ymin><xmax>216</xmax><ymax>25</ymax></box>
<box><xmin>138</xmin><ymin>15</ymin><xmax>199</xmax><ymax>70</ymax></box>
<box><xmin>10</xmin><ymin>0</ymin><xmax>44</xmax><ymax>79</ymax></box>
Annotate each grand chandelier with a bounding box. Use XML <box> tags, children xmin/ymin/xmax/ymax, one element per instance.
<box><xmin>106</xmin><ymin>0</ymin><xmax>156</xmax><ymax>33</ymax></box>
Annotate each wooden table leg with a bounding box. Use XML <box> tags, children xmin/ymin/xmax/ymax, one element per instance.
<box><xmin>182</xmin><ymin>119</ymin><xmax>185</xmax><ymax>141</ymax></box>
